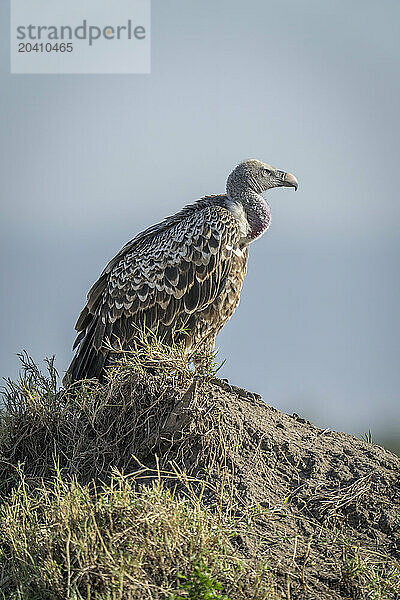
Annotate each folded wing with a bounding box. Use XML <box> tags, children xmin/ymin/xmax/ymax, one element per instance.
<box><xmin>64</xmin><ymin>203</ymin><xmax>241</xmax><ymax>383</ymax></box>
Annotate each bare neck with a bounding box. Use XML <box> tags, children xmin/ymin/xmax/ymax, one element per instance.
<box><xmin>226</xmin><ymin>189</ymin><xmax>271</xmax><ymax>242</ymax></box>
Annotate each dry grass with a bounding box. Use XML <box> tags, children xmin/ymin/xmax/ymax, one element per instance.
<box><xmin>0</xmin><ymin>331</ymin><xmax>201</xmax><ymax>491</ymax></box>
<box><xmin>0</xmin><ymin>469</ymin><xmax>276</xmax><ymax>600</ymax></box>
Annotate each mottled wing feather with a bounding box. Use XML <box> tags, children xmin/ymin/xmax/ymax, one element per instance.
<box><xmin>74</xmin><ymin>203</ymin><xmax>242</xmax><ymax>353</ymax></box>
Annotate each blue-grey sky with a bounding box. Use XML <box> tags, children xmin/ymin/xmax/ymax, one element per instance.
<box><xmin>1</xmin><ymin>0</ymin><xmax>399</xmax><ymax>441</ymax></box>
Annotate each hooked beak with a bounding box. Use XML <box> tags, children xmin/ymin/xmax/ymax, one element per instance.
<box><xmin>281</xmin><ymin>171</ymin><xmax>298</xmax><ymax>190</ymax></box>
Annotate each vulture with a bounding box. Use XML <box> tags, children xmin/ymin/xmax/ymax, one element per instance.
<box><xmin>64</xmin><ymin>159</ymin><xmax>298</xmax><ymax>384</ymax></box>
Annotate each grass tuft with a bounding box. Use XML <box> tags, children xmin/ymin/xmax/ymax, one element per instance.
<box><xmin>0</xmin><ymin>470</ymin><xmax>276</xmax><ymax>600</ymax></box>
<box><xmin>0</xmin><ymin>333</ymin><xmax>219</xmax><ymax>492</ymax></box>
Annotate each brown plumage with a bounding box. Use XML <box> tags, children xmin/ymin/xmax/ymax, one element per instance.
<box><xmin>64</xmin><ymin>159</ymin><xmax>298</xmax><ymax>384</ymax></box>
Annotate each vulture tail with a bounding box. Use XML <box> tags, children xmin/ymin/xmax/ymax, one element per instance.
<box><xmin>63</xmin><ymin>317</ymin><xmax>109</xmax><ymax>386</ymax></box>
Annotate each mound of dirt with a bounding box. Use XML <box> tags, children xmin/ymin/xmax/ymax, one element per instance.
<box><xmin>1</xmin><ymin>355</ymin><xmax>399</xmax><ymax>599</ymax></box>
<box><xmin>140</xmin><ymin>378</ymin><xmax>400</xmax><ymax>599</ymax></box>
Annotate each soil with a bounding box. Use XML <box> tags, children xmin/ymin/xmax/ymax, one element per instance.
<box><xmin>145</xmin><ymin>377</ymin><xmax>400</xmax><ymax>600</ymax></box>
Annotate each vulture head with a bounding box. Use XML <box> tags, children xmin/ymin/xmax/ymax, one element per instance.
<box><xmin>226</xmin><ymin>159</ymin><xmax>298</xmax><ymax>197</ymax></box>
